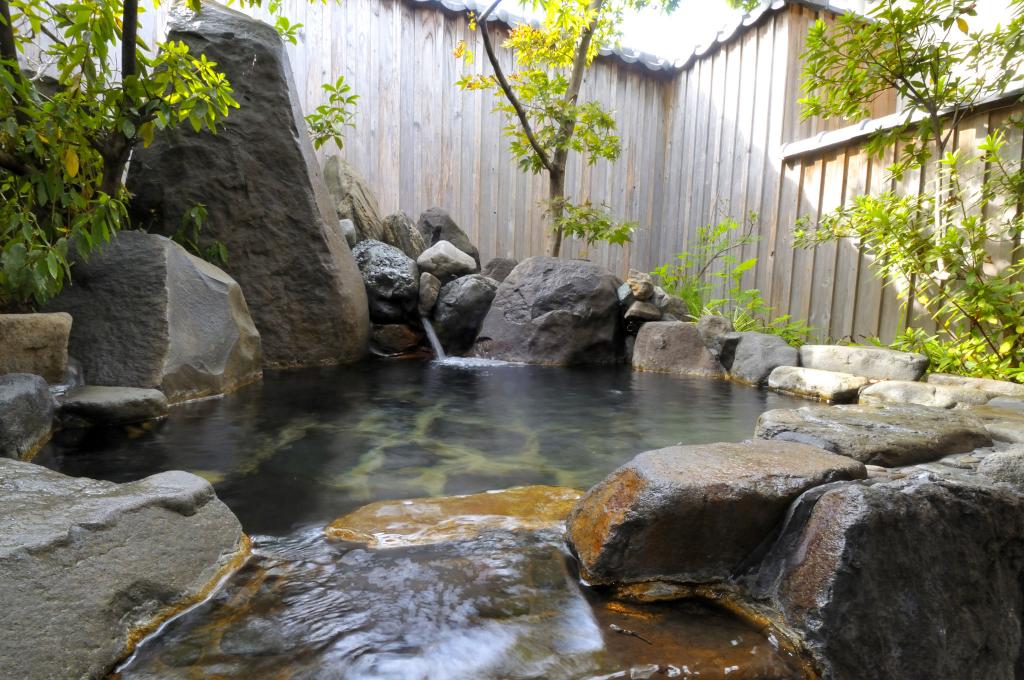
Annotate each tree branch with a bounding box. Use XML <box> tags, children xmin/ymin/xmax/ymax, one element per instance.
<box><xmin>478</xmin><ymin>0</ymin><xmax>553</xmax><ymax>173</ymax></box>
<box><xmin>554</xmin><ymin>0</ymin><xmax>605</xmax><ymax>167</ymax></box>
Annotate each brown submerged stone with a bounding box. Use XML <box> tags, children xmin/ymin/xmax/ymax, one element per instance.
<box><xmin>325</xmin><ymin>485</ymin><xmax>582</xmax><ymax>547</ymax></box>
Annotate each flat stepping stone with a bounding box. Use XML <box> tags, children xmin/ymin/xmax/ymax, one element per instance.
<box><xmin>926</xmin><ymin>373</ymin><xmax>1024</xmax><ymax>399</ymax></box>
<box><xmin>755</xmin><ymin>404</ymin><xmax>992</xmax><ymax>467</ymax></box>
<box><xmin>768</xmin><ymin>365</ymin><xmax>868</xmax><ymax>403</ymax></box>
<box><xmin>59</xmin><ymin>386</ymin><xmax>168</xmax><ymax>427</ymax></box>
<box><xmin>859</xmin><ymin>380</ymin><xmax>990</xmax><ymax>409</ymax></box>
<box><xmin>799</xmin><ymin>344</ymin><xmax>928</xmax><ymax>381</ymax></box>
<box><xmin>325</xmin><ymin>486</ymin><xmax>581</xmax><ymax>548</ymax></box>
<box><xmin>565</xmin><ymin>440</ymin><xmax>865</xmax><ymax>585</ymax></box>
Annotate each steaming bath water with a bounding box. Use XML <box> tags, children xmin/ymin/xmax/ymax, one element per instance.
<box><xmin>36</xmin><ymin>361</ymin><xmax>810</xmax><ymax>679</ymax></box>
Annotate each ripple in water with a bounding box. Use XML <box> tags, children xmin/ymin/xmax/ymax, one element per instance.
<box><xmin>115</xmin><ymin>528</ymin><xmax>808</xmax><ymax>680</ymax></box>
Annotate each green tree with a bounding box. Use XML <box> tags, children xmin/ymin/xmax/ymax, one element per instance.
<box><xmin>797</xmin><ymin>0</ymin><xmax>1024</xmax><ymax>380</ymax></box>
<box><xmin>0</xmin><ymin>0</ymin><xmax>316</xmax><ymax>310</ymax></box>
<box><xmin>456</xmin><ymin>0</ymin><xmax>677</xmax><ymax>257</ymax></box>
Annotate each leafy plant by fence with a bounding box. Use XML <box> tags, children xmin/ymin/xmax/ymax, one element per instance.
<box><xmin>652</xmin><ymin>214</ymin><xmax>813</xmax><ymax>346</ymax></box>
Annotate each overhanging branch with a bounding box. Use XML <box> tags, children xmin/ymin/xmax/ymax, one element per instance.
<box><xmin>478</xmin><ymin>0</ymin><xmax>553</xmax><ymax>173</ymax></box>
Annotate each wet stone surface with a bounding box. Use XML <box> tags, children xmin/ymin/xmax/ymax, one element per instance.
<box><xmin>114</xmin><ymin>529</ymin><xmax>809</xmax><ymax>680</ymax></box>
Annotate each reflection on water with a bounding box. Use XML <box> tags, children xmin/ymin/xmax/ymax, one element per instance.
<box><xmin>37</xmin><ymin>361</ymin><xmax>810</xmax><ymax>680</ymax></box>
<box><xmin>115</xmin><ymin>529</ymin><xmax>808</xmax><ymax>680</ymax></box>
<box><xmin>37</xmin><ymin>361</ymin><xmax>804</xmax><ymax>535</ymax></box>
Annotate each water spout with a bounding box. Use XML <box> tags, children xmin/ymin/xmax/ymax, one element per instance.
<box><xmin>420</xmin><ymin>316</ymin><xmax>447</xmax><ymax>360</ymax></box>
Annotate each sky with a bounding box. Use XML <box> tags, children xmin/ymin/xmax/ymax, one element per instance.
<box><xmin>618</xmin><ymin>3</ymin><xmax>746</xmax><ymax>60</ymax></box>
<box><xmin>611</xmin><ymin>0</ymin><xmax>1014</xmax><ymax>62</ymax></box>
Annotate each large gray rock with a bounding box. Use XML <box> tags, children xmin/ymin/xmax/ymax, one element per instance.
<box><xmin>127</xmin><ymin>2</ymin><xmax>369</xmax><ymax>367</ymax></box>
<box><xmin>768</xmin><ymin>366</ymin><xmax>868</xmax><ymax>403</ymax></box>
<box><xmin>632</xmin><ymin>321</ymin><xmax>725</xmax><ymax>378</ymax></box>
<box><xmin>0</xmin><ymin>374</ymin><xmax>54</xmax><ymax>460</ymax></box>
<box><xmin>416</xmin><ymin>240</ymin><xmax>478</xmax><ymax>280</ymax></box>
<box><xmin>859</xmin><ymin>380</ymin><xmax>990</xmax><ymax>409</ymax></box>
<box><xmin>0</xmin><ymin>459</ymin><xmax>245</xmax><ymax>680</ymax></box>
<box><xmin>46</xmin><ymin>231</ymin><xmax>262</xmax><ymax>404</ymax></box>
<box><xmin>381</xmin><ymin>211</ymin><xmax>426</xmax><ymax>260</ymax></box>
<box><xmin>695</xmin><ymin>314</ymin><xmax>733</xmax><ymax>358</ymax></box>
<box><xmin>351</xmin><ymin>239</ymin><xmax>419</xmax><ymax>324</ymax></box>
<box><xmin>323</xmin><ymin>155</ymin><xmax>385</xmax><ymax>243</ymax></box>
<box><xmin>799</xmin><ymin>344</ymin><xmax>928</xmax><ymax>381</ymax></box>
<box><xmin>58</xmin><ymin>386</ymin><xmax>169</xmax><ymax>428</ymax></box>
<box><xmin>480</xmin><ymin>257</ymin><xmax>518</xmax><ymax>283</ymax></box>
<box><xmin>926</xmin><ymin>373</ymin><xmax>1024</xmax><ymax>399</ymax></box>
<box><xmin>750</xmin><ymin>477</ymin><xmax>1024</xmax><ymax>680</ymax></box>
<box><xmin>433</xmin><ymin>274</ymin><xmax>498</xmax><ymax>354</ymax></box>
<box><xmin>755</xmin><ymin>403</ymin><xmax>993</xmax><ymax>467</ymax></box>
<box><xmin>720</xmin><ymin>331</ymin><xmax>798</xmax><ymax>386</ymax></box>
<box><xmin>416</xmin><ymin>207</ymin><xmax>480</xmax><ymax>267</ymax></box>
<box><xmin>473</xmin><ymin>257</ymin><xmax>623</xmax><ymax>366</ymax></box>
<box><xmin>0</xmin><ymin>313</ymin><xmax>71</xmax><ymax>383</ymax></box>
<box><xmin>565</xmin><ymin>440</ymin><xmax>865</xmax><ymax>586</ymax></box>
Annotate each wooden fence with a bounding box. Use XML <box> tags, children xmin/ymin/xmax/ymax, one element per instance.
<box><xmin>141</xmin><ymin>0</ymin><xmax>1020</xmax><ymax>343</ymax></box>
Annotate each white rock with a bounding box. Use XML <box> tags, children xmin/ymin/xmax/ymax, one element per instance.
<box><xmin>768</xmin><ymin>365</ymin><xmax>868</xmax><ymax>403</ymax></box>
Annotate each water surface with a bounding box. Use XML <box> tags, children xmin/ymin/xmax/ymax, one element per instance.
<box><xmin>38</xmin><ymin>361</ymin><xmax>804</xmax><ymax>535</ymax></box>
<box><xmin>36</xmin><ymin>361</ymin><xmax>810</xmax><ymax>680</ymax></box>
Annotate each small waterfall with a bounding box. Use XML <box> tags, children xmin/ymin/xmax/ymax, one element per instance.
<box><xmin>420</xmin><ymin>316</ymin><xmax>447</xmax><ymax>360</ymax></box>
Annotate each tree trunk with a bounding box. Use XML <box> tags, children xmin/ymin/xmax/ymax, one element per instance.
<box><xmin>545</xmin><ymin>167</ymin><xmax>566</xmax><ymax>257</ymax></box>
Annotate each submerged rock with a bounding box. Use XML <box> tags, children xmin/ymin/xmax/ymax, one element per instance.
<box><xmin>755</xmin><ymin>403</ymin><xmax>993</xmax><ymax>467</ymax></box>
<box><xmin>416</xmin><ymin>207</ymin><xmax>480</xmax><ymax>267</ymax></box>
<box><xmin>799</xmin><ymin>344</ymin><xmax>928</xmax><ymax>381</ymax></box>
<box><xmin>720</xmin><ymin>332</ymin><xmax>798</xmax><ymax>386</ymax></box>
<box><xmin>750</xmin><ymin>477</ymin><xmax>1024</xmax><ymax>680</ymax></box>
<box><xmin>0</xmin><ymin>313</ymin><xmax>72</xmax><ymax>383</ymax></box>
<box><xmin>325</xmin><ymin>485</ymin><xmax>581</xmax><ymax>547</ymax></box>
<box><xmin>323</xmin><ymin>155</ymin><xmax>385</xmax><ymax>243</ymax></box>
<box><xmin>0</xmin><ymin>459</ymin><xmax>245</xmax><ymax>680</ymax></box>
<box><xmin>381</xmin><ymin>211</ymin><xmax>427</xmax><ymax>260</ymax></box>
<box><xmin>473</xmin><ymin>257</ymin><xmax>623</xmax><ymax>365</ymax></box>
<box><xmin>631</xmin><ymin>321</ymin><xmax>725</xmax><ymax>378</ymax></box>
<box><xmin>416</xmin><ymin>240</ymin><xmax>478</xmax><ymax>280</ymax></box>
<box><xmin>565</xmin><ymin>440</ymin><xmax>865</xmax><ymax>586</ymax></box>
<box><xmin>127</xmin><ymin>2</ymin><xmax>369</xmax><ymax>367</ymax></box>
<box><xmin>859</xmin><ymin>379</ymin><xmax>990</xmax><ymax>409</ymax></box>
<box><xmin>0</xmin><ymin>374</ymin><xmax>54</xmax><ymax>460</ymax></box>
<box><xmin>58</xmin><ymin>386</ymin><xmax>169</xmax><ymax>427</ymax></box>
<box><xmin>768</xmin><ymin>366</ymin><xmax>868</xmax><ymax>403</ymax></box>
<box><xmin>351</xmin><ymin>239</ymin><xmax>420</xmax><ymax>323</ymax></box>
<box><xmin>46</xmin><ymin>231</ymin><xmax>262</xmax><ymax>403</ymax></box>
<box><xmin>432</xmin><ymin>274</ymin><xmax>498</xmax><ymax>355</ymax></box>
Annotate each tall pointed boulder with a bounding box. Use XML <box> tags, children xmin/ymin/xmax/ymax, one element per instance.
<box><xmin>127</xmin><ymin>2</ymin><xmax>369</xmax><ymax>366</ymax></box>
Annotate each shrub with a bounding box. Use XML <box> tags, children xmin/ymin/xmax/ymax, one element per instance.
<box><xmin>652</xmin><ymin>214</ymin><xmax>814</xmax><ymax>346</ymax></box>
